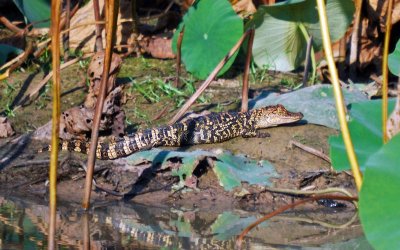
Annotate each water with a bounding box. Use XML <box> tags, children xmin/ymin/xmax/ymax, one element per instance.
<box><xmin>0</xmin><ymin>195</ymin><xmax>372</xmax><ymax>249</ymax></box>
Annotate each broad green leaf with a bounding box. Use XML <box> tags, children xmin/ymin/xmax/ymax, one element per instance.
<box><xmin>0</xmin><ymin>44</ymin><xmax>23</xmax><ymax>66</ymax></box>
<box><xmin>171</xmin><ymin>0</ymin><xmax>243</xmax><ymax>79</ymax></box>
<box><xmin>329</xmin><ymin>99</ymin><xmax>395</xmax><ymax>171</ymax></box>
<box><xmin>359</xmin><ymin>134</ymin><xmax>400</xmax><ymax>250</ymax></box>
<box><xmin>250</xmin><ymin>84</ymin><xmax>368</xmax><ymax>129</ymax></box>
<box><xmin>388</xmin><ymin>39</ymin><xmax>400</xmax><ymax>76</ymax></box>
<box><xmin>247</xmin><ymin>0</ymin><xmax>354</xmax><ymax>71</ymax></box>
<box><xmin>213</xmin><ymin>152</ymin><xmax>278</xmax><ymax>191</ymax></box>
<box><xmin>13</xmin><ymin>0</ymin><xmax>50</xmax><ymax>28</ymax></box>
<box><xmin>126</xmin><ymin>148</ymin><xmax>279</xmax><ymax>191</ymax></box>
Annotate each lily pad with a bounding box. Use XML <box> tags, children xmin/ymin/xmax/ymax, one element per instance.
<box><xmin>125</xmin><ymin>148</ymin><xmax>279</xmax><ymax>191</ymax></box>
<box><xmin>13</xmin><ymin>0</ymin><xmax>51</xmax><ymax>28</ymax></box>
<box><xmin>171</xmin><ymin>0</ymin><xmax>243</xmax><ymax>79</ymax></box>
<box><xmin>246</xmin><ymin>0</ymin><xmax>354</xmax><ymax>71</ymax></box>
<box><xmin>388</xmin><ymin>39</ymin><xmax>400</xmax><ymax>76</ymax></box>
<box><xmin>359</xmin><ymin>134</ymin><xmax>400</xmax><ymax>250</ymax></box>
<box><xmin>212</xmin><ymin>151</ymin><xmax>278</xmax><ymax>191</ymax></box>
<box><xmin>329</xmin><ymin>99</ymin><xmax>395</xmax><ymax>171</ymax></box>
<box><xmin>249</xmin><ymin>84</ymin><xmax>368</xmax><ymax>129</ymax></box>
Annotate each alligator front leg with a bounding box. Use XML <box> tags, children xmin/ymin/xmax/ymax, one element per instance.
<box><xmin>241</xmin><ymin>129</ymin><xmax>270</xmax><ymax>138</ymax></box>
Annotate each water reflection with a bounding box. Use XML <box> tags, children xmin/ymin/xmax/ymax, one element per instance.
<box><xmin>0</xmin><ymin>195</ymin><xmax>371</xmax><ymax>249</ymax></box>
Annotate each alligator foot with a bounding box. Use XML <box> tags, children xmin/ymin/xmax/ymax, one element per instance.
<box><xmin>256</xmin><ymin>131</ymin><xmax>270</xmax><ymax>138</ymax></box>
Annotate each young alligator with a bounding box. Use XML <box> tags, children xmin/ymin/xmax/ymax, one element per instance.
<box><xmin>41</xmin><ymin>104</ymin><xmax>303</xmax><ymax>160</ymax></box>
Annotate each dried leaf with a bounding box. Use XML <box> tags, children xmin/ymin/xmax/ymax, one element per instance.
<box><xmin>387</xmin><ymin>85</ymin><xmax>400</xmax><ymax>139</ymax></box>
<box><xmin>0</xmin><ymin>117</ymin><xmax>15</xmax><ymax>138</ymax></box>
<box><xmin>138</xmin><ymin>36</ymin><xmax>175</xmax><ymax>59</ymax></box>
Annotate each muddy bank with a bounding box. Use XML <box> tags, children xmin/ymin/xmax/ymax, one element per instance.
<box><xmin>0</xmin><ymin>122</ymin><xmax>356</xmax><ymax>211</ymax></box>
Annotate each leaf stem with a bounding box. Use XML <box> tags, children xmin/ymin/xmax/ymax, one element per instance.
<box><xmin>49</xmin><ymin>0</ymin><xmax>62</xmax><ymax>247</ymax></box>
<box><xmin>298</xmin><ymin>23</ymin><xmax>316</xmax><ymax>84</ymax></box>
<box><xmin>316</xmin><ymin>0</ymin><xmax>362</xmax><ymax>191</ymax></box>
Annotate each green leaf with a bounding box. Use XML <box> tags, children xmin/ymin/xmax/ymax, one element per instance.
<box><xmin>126</xmin><ymin>148</ymin><xmax>279</xmax><ymax>191</ymax></box>
<box><xmin>329</xmin><ymin>99</ymin><xmax>395</xmax><ymax>171</ymax></box>
<box><xmin>359</xmin><ymin>134</ymin><xmax>400</xmax><ymax>250</ymax></box>
<box><xmin>13</xmin><ymin>0</ymin><xmax>51</xmax><ymax>28</ymax></box>
<box><xmin>250</xmin><ymin>84</ymin><xmax>368</xmax><ymax>129</ymax></box>
<box><xmin>388</xmin><ymin>39</ymin><xmax>400</xmax><ymax>76</ymax></box>
<box><xmin>247</xmin><ymin>0</ymin><xmax>354</xmax><ymax>71</ymax></box>
<box><xmin>0</xmin><ymin>44</ymin><xmax>23</xmax><ymax>66</ymax></box>
<box><xmin>213</xmin><ymin>151</ymin><xmax>279</xmax><ymax>191</ymax></box>
<box><xmin>171</xmin><ymin>0</ymin><xmax>243</xmax><ymax>79</ymax></box>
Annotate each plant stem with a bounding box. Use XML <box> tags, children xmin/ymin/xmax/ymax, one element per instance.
<box><xmin>93</xmin><ymin>0</ymin><xmax>104</xmax><ymax>51</ymax></box>
<box><xmin>49</xmin><ymin>0</ymin><xmax>62</xmax><ymax>247</ymax></box>
<box><xmin>82</xmin><ymin>0</ymin><xmax>118</xmax><ymax>209</ymax></box>
<box><xmin>316</xmin><ymin>0</ymin><xmax>362</xmax><ymax>191</ymax></box>
<box><xmin>241</xmin><ymin>28</ymin><xmax>255</xmax><ymax>112</ymax></box>
<box><xmin>168</xmin><ymin>29</ymin><xmax>252</xmax><ymax>125</ymax></box>
<box><xmin>349</xmin><ymin>0</ymin><xmax>363</xmax><ymax>80</ymax></box>
<box><xmin>298</xmin><ymin>23</ymin><xmax>316</xmax><ymax>84</ymax></box>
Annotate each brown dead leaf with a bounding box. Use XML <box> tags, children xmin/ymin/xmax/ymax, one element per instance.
<box><xmin>0</xmin><ymin>117</ymin><xmax>15</xmax><ymax>138</ymax></box>
<box><xmin>231</xmin><ymin>0</ymin><xmax>257</xmax><ymax>17</ymax></box>
<box><xmin>358</xmin><ymin>0</ymin><xmax>400</xmax><ymax>72</ymax></box>
<box><xmin>34</xmin><ymin>52</ymin><xmax>125</xmax><ymax>141</ymax></box>
<box><xmin>387</xmin><ymin>84</ymin><xmax>400</xmax><ymax>139</ymax></box>
<box><xmin>138</xmin><ymin>36</ymin><xmax>175</xmax><ymax>59</ymax></box>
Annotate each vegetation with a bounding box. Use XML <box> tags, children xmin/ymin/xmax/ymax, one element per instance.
<box><xmin>0</xmin><ymin>0</ymin><xmax>399</xmax><ymax>249</ymax></box>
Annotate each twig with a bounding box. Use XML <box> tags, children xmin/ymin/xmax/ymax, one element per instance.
<box><xmin>83</xmin><ymin>0</ymin><xmax>119</xmax><ymax>209</ymax></box>
<box><xmin>0</xmin><ymin>16</ymin><xmax>24</xmax><ymax>33</ymax></box>
<box><xmin>0</xmin><ymin>51</ymin><xmax>26</xmax><ymax>71</ymax></box>
<box><xmin>151</xmin><ymin>105</ymin><xmax>169</xmax><ymax>121</ymax></box>
<box><xmin>63</xmin><ymin>0</ymin><xmax>71</xmax><ymax>60</ymax></box>
<box><xmin>236</xmin><ymin>194</ymin><xmax>358</xmax><ymax>249</ymax></box>
<box><xmin>289</xmin><ymin>140</ymin><xmax>331</xmax><ymax>163</ymax></box>
<box><xmin>168</xmin><ymin>29</ymin><xmax>252</xmax><ymax>125</ymax></box>
<box><xmin>93</xmin><ymin>0</ymin><xmax>104</xmax><ymax>51</ymax></box>
<box><xmin>241</xmin><ymin>28</ymin><xmax>255</xmax><ymax>112</ymax></box>
<box><xmin>12</xmin><ymin>160</ymin><xmax>51</xmax><ymax>168</ymax></box>
<box><xmin>174</xmin><ymin>26</ymin><xmax>185</xmax><ymax>88</ymax></box>
<box><xmin>349</xmin><ymin>0</ymin><xmax>363</xmax><ymax>80</ymax></box>
<box><xmin>0</xmin><ymin>41</ymin><xmax>33</xmax><ymax>80</ymax></box>
<box><xmin>12</xmin><ymin>53</ymin><xmax>93</xmax><ymax>112</ymax></box>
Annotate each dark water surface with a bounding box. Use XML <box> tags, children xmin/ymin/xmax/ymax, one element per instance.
<box><xmin>0</xmin><ymin>195</ymin><xmax>372</xmax><ymax>249</ymax></box>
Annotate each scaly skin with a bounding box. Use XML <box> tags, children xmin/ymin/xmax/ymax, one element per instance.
<box><xmin>41</xmin><ymin>105</ymin><xmax>303</xmax><ymax>160</ymax></box>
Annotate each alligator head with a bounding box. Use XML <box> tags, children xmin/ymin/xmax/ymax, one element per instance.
<box><xmin>254</xmin><ymin>104</ymin><xmax>303</xmax><ymax>128</ymax></box>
